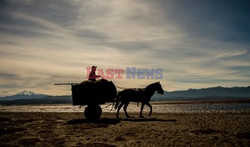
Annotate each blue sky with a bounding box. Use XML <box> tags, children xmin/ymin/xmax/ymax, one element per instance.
<box><xmin>0</xmin><ymin>0</ymin><xmax>249</xmax><ymax>96</ymax></box>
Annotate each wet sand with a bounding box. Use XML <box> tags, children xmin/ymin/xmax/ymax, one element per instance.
<box><xmin>0</xmin><ymin>111</ymin><xmax>249</xmax><ymax>146</ymax></box>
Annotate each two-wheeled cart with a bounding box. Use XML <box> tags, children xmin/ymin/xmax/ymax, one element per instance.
<box><xmin>55</xmin><ymin>79</ymin><xmax>117</xmax><ymax>120</ymax></box>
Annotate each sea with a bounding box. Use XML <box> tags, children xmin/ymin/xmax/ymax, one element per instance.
<box><xmin>0</xmin><ymin>102</ymin><xmax>250</xmax><ymax>113</ymax></box>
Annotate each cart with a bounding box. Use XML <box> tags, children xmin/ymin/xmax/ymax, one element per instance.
<box><xmin>56</xmin><ymin>79</ymin><xmax>117</xmax><ymax>120</ymax></box>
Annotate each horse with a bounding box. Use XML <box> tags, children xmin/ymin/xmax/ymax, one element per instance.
<box><xmin>115</xmin><ymin>82</ymin><xmax>164</xmax><ymax>119</ymax></box>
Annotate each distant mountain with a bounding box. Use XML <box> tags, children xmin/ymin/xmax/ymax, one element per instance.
<box><xmin>1</xmin><ymin>86</ymin><xmax>250</xmax><ymax>105</ymax></box>
<box><xmin>152</xmin><ymin>86</ymin><xmax>250</xmax><ymax>101</ymax></box>
<box><xmin>0</xmin><ymin>90</ymin><xmax>49</xmax><ymax>101</ymax></box>
<box><xmin>0</xmin><ymin>91</ymin><xmax>72</xmax><ymax>105</ymax></box>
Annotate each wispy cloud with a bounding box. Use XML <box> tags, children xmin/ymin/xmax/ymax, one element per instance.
<box><xmin>215</xmin><ymin>50</ymin><xmax>248</xmax><ymax>58</ymax></box>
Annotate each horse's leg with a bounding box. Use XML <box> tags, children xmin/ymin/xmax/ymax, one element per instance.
<box><xmin>146</xmin><ymin>102</ymin><xmax>152</xmax><ymax>116</ymax></box>
<box><xmin>123</xmin><ymin>102</ymin><xmax>130</xmax><ymax>118</ymax></box>
<box><xmin>116</xmin><ymin>102</ymin><xmax>124</xmax><ymax>119</ymax></box>
<box><xmin>140</xmin><ymin>102</ymin><xmax>145</xmax><ymax>118</ymax></box>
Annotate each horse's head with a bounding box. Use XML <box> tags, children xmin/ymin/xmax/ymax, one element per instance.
<box><xmin>154</xmin><ymin>81</ymin><xmax>164</xmax><ymax>95</ymax></box>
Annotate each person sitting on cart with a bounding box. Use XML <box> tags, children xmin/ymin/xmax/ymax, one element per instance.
<box><xmin>88</xmin><ymin>66</ymin><xmax>101</xmax><ymax>82</ymax></box>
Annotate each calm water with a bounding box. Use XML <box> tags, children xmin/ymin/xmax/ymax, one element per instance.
<box><xmin>0</xmin><ymin>103</ymin><xmax>249</xmax><ymax>113</ymax></box>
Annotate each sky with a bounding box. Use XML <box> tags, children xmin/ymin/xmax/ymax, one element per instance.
<box><xmin>0</xmin><ymin>0</ymin><xmax>249</xmax><ymax>96</ymax></box>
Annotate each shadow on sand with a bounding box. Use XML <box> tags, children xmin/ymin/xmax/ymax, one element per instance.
<box><xmin>120</xmin><ymin>118</ymin><xmax>177</xmax><ymax>122</ymax></box>
<box><xmin>66</xmin><ymin>118</ymin><xmax>176</xmax><ymax>125</ymax></box>
<box><xmin>66</xmin><ymin>118</ymin><xmax>120</xmax><ymax>125</ymax></box>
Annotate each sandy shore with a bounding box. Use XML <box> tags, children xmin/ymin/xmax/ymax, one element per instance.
<box><xmin>0</xmin><ymin>111</ymin><xmax>249</xmax><ymax>146</ymax></box>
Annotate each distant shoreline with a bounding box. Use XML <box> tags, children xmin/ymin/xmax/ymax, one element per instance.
<box><xmin>0</xmin><ymin>98</ymin><xmax>250</xmax><ymax>106</ymax></box>
<box><xmin>151</xmin><ymin>98</ymin><xmax>250</xmax><ymax>105</ymax></box>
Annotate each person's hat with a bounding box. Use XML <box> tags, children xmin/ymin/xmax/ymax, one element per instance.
<box><xmin>92</xmin><ymin>66</ymin><xmax>97</xmax><ymax>68</ymax></box>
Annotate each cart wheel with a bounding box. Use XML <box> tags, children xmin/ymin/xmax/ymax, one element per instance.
<box><xmin>84</xmin><ymin>105</ymin><xmax>102</xmax><ymax>120</ymax></box>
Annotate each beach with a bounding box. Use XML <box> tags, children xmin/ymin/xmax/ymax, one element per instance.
<box><xmin>0</xmin><ymin>111</ymin><xmax>249</xmax><ymax>146</ymax></box>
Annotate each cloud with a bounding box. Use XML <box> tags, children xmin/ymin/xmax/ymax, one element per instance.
<box><xmin>0</xmin><ymin>0</ymin><xmax>249</xmax><ymax>96</ymax></box>
<box><xmin>215</xmin><ymin>50</ymin><xmax>248</xmax><ymax>58</ymax></box>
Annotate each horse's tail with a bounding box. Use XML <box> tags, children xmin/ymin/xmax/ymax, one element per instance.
<box><xmin>115</xmin><ymin>92</ymin><xmax>121</xmax><ymax>109</ymax></box>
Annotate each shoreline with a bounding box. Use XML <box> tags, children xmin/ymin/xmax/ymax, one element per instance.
<box><xmin>0</xmin><ymin>98</ymin><xmax>250</xmax><ymax>106</ymax></box>
<box><xmin>1</xmin><ymin>102</ymin><xmax>250</xmax><ymax>113</ymax></box>
<box><xmin>151</xmin><ymin>98</ymin><xmax>250</xmax><ymax>104</ymax></box>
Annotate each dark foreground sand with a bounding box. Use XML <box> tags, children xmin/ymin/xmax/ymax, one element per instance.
<box><xmin>0</xmin><ymin>111</ymin><xmax>249</xmax><ymax>147</ymax></box>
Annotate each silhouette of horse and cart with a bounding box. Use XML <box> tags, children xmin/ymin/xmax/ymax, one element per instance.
<box><xmin>55</xmin><ymin>79</ymin><xmax>164</xmax><ymax>120</ymax></box>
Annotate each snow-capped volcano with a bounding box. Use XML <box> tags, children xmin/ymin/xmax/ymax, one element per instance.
<box><xmin>0</xmin><ymin>91</ymin><xmax>48</xmax><ymax>101</ymax></box>
<box><xmin>16</xmin><ymin>91</ymin><xmax>36</xmax><ymax>96</ymax></box>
